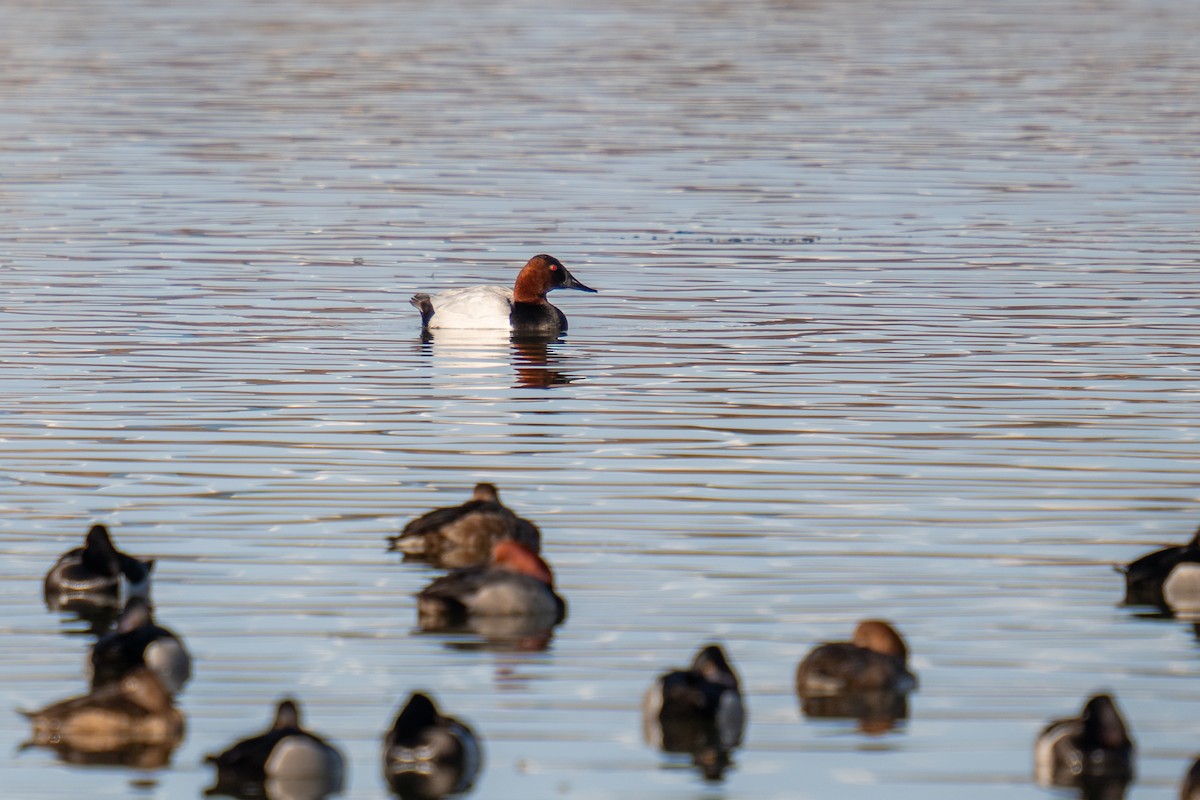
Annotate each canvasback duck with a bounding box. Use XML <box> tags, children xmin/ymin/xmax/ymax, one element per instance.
<box><xmin>416</xmin><ymin>540</ymin><xmax>566</xmax><ymax>627</ymax></box>
<box><xmin>795</xmin><ymin>620</ymin><xmax>918</xmax><ymax>697</ymax></box>
<box><xmin>1118</xmin><ymin>525</ymin><xmax>1200</xmax><ymax>612</ymax></box>
<box><xmin>44</xmin><ymin>524</ymin><xmax>154</xmax><ymax>609</ymax></box>
<box><xmin>383</xmin><ymin>692</ymin><xmax>483</xmax><ymax>799</ymax></box>
<box><xmin>90</xmin><ymin>597</ymin><xmax>191</xmax><ymax>696</ymax></box>
<box><xmin>387</xmin><ymin>483</ymin><xmax>542</xmax><ymax>568</ymax></box>
<box><xmin>21</xmin><ymin>667</ymin><xmax>184</xmax><ymax>757</ymax></box>
<box><xmin>206</xmin><ymin>698</ymin><xmax>345</xmax><ymax>799</ymax></box>
<box><xmin>1035</xmin><ymin>693</ymin><xmax>1135</xmax><ymax>790</ymax></box>
<box><xmin>643</xmin><ymin>644</ymin><xmax>745</xmax><ymax>781</ymax></box>
<box><xmin>410</xmin><ymin>254</ymin><xmax>597</xmax><ymax>335</ymax></box>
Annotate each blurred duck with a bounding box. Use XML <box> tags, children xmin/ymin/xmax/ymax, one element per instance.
<box><xmin>206</xmin><ymin>698</ymin><xmax>345</xmax><ymax>800</ymax></box>
<box><xmin>416</xmin><ymin>540</ymin><xmax>566</xmax><ymax>628</ymax></box>
<box><xmin>387</xmin><ymin>483</ymin><xmax>542</xmax><ymax>568</ymax></box>
<box><xmin>20</xmin><ymin>667</ymin><xmax>184</xmax><ymax>761</ymax></box>
<box><xmin>1118</xmin><ymin>525</ymin><xmax>1200</xmax><ymax>612</ymax></box>
<box><xmin>1182</xmin><ymin>756</ymin><xmax>1200</xmax><ymax>800</ymax></box>
<box><xmin>796</xmin><ymin>620</ymin><xmax>917</xmax><ymax>697</ymax></box>
<box><xmin>643</xmin><ymin>644</ymin><xmax>745</xmax><ymax>780</ymax></box>
<box><xmin>382</xmin><ymin>692</ymin><xmax>482</xmax><ymax>800</ymax></box>
<box><xmin>411</xmin><ymin>254</ymin><xmax>597</xmax><ymax>335</ymax></box>
<box><xmin>1034</xmin><ymin>693</ymin><xmax>1135</xmax><ymax>792</ymax></box>
<box><xmin>44</xmin><ymin>524</ymin><xmax>154</xmax><ymax>609</ymax></box>
<box><xmin>91</xmin><ymin>597</ymin><xmax>191</xmax><ymax>696</ymax></box>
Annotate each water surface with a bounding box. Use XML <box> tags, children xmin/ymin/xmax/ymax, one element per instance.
<box><xmin>2</xmin><ymin>0</ymin><xmax>1199</xmax><ymax>798</ymax></box>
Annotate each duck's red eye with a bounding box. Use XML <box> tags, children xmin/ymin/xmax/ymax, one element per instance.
<box><xmin>550</xmin><ymin>264</ymin><xmax>558</xmax><ymax>271</ymax></box>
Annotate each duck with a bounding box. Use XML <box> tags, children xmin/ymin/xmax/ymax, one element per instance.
<box><xmin>416</xmin><ymin>540</ymin><xmax>566</xmax><ymax>627</ymax></box>
<box><xmin>1118</xmin><ymin>525</ymin><xmax>1200</xmax><ymax>612</ymax></box>
<box><xmin>387</xmin><ymin>483</ymin><xmax>542</xmax><ymax>568</ymax></box>
<box><xmin>795</xmin><ymin>620</ymin><xmax>918</xmax><ymax>697</ymax></box>
<box><xmin>410</xmin><ymin>254</ymin><xmax>597</xmax><ymax>335</ymax></box>
<box><xmin>1034</xmin><ymin>693</ymin><xmax>1135</xmax><ymax>789</ymax></box>
<box><xmin>1182</xmin><ymin>756</ymin><xmax>1200</xmax><ymax>800</ymax></box>
<box><xmin>20</xmin><ymin>667</ymin><xmax>184</xmax><ymax>756</ymax></box>
<box><xmin>643</xmin><ymin>644</ymin><xmax>745</xmax><ymax>781</ymax></box>
<box><xmin>90</xmin><ymin>597</ymin><xmax>191</xmax><ymax>696</ymax></box>
<box><xmin>382</xmin><ymin>692</ymin><xmax>483</xmax><ymax>799</ymax></box>
<box><xmin>43</xmin><ymin>523</ymin><xmax>154</xmax><ymax>608</ymax></box>
<box><xmin>206</xmin><ymin>698</ymin><xmax>345</xmax><ymax>799</ymax></box>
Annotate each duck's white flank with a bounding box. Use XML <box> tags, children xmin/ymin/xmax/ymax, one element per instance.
<box><xmin>425</xmin><ymin>286</ymin><xmax>513</xmax><ymax>330</ymax></box>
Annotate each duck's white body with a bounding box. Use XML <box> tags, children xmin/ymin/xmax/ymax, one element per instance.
<box><xmin>423</xmin><ymin>286</ymin><xmax>513</xmax><ymax>330</ymax></box>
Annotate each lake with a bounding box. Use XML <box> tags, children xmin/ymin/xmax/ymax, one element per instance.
<box><xmin>1</xmin><ymin>0</ymin><xmax>1198</xmax><ymax>798</ymax></box>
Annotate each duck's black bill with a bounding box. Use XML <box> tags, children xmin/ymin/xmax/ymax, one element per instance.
<box><xmin>562</xmin><ymin>269</ymin><xmax>597</xmax><ymax>293</ymax></box>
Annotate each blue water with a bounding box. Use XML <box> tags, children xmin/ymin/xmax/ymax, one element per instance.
<box><xmin>2</xmin><ymin>0</ymin><xmax>1199</xmax><ymax>798</ymax></box>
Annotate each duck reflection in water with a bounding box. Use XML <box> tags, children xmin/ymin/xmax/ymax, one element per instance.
<box><xmin>19</xmin><ymin>667</ymin><xmax>185</xmax><ymax>769</ymax></box>
<box><xmin>510</xmin><ymin>335</ymin><xmax>575</xmax><ymax>388</ymax></box>
<box><xmin>415</xmin><ymin>329</ymin><xmax>577</xmax><ymax>389</ymax></box>
<box><xmin>642</xmin><ymin>644</ymin><xmax>745</xmax><ymax>781</ymax></box>
<box><xmin>1034</xmin><ymin>693</ymin><xmax>1134</xmax><ymax>800</ymax></box>
<box><xmin>383</xmin><ymin>692</ymin><xmax>482</xmax><ymax>800</ymax></box>
<box><xmin>795</xmin><ymin>620</ymin><xmax>917</xmax><ymax>734</ymax></box>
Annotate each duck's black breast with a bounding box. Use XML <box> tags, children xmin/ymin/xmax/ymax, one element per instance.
<box><xmin>1124</xmin><ymin>544</ymin><xmax>1190</xmax><ymax>606</ymax></box>
<box><xmin>510</xmin><ymin>302</ymin><xmax>566</xmax><ymax>334</ymax></box>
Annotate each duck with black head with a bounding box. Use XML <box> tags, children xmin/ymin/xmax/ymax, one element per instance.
<box><xmin>44</xmin><ymin>523</ymin><xmax>154</xmax><ymax>615</ymax></box>
<box><xmin>90</xmin><ymin>596</ymin><xmax>191</xmax><ymax>696</ymax></box>
<box><xmin>1118</xmin><ymin>524</ymin><xmax>1200</xmax><ymax>613</ymax></box>
<box><xmin>382</xmin><ymin>692</ymin><xmax>482</xmax><ymax>800</ymax></box>
<box><xmin>205</xmin><ymin>698</ymin><xmax>345</xmax><ymax>800</ymax></box>
<box><xmin>1034</xmin><ymin>693</ymin><xmax>1135</xmax><ymax>797</ymax></box>
<box><xmin>643</xmin><ymin>643</ymin><xmax>745</xmax><ymax>781</ymax></box>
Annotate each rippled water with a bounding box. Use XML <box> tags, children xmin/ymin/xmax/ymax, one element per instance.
<box><xmin>2</xmin><ymin>0</ymin><xmax>1199</xmax><ymax>798</ymax></box>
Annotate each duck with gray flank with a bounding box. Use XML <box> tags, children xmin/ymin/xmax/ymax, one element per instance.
<box><xmin>1034</xmin><ymin>693</ymin><xmax>1135</xmax><ymax>793</ymax></box>
<box><xmin>643</xmin><ymin>644</ymin><xmax>745</xmax><ymax>781</ymax></box>
<box><xmin>1118</xmin><ymin>524</ymin><xmax>1200</xmax><ymax>613</ymax></box>
<box><xmin>411</xmin><ymin>254</ymin><xmax>596</xmax><ymax>335</ymax></box>
<box><xmin>383</xmin><ymin>692</ymin><xmax>482</xmax><ymax>800</ymax></box>
<box><xmin>44</xmin><ymin>523</ymin><xmax>154</xmax><ymax>610</ymax></box>
<box><xmin>91</xmin><ymin>596</ymin><xmax>191</xmax><ymax>696</ymax></box>
<box><xmin>205</xmin><ymin>698</ymin><xmax>345</xmax><ymax>800</ymax></box>
<box><xmin>387</xmin><ymin>483</ymin><xmax>542</xmax><ymax>569</ymax></box>
<box><xmin>416</xmin><ymin>540</ymin><xmax>566</xmax><ymax>630</ymax></box>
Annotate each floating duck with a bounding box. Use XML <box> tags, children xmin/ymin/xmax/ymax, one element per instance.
<box><xmin>411</xmin><ymin>254</ymin><xmax>596</xmax><ymax>335</ymax></box>
<box><xmin>206</xmin><ymin>698</ymin><xmax>345</xmax><ymax>800</ymax></box>
<box><xmin>44</xmin><ymin>524</ymin><xmax>154</xmax><ymax>610</ymax></box>
<box><xmin>91</xmin><ymin>596</ymin><xmax>191</xmax><ymax>696</ymax></box>
<box><xmin>1034</xmin><ymin>693</ymin><xmax>1134</xmax><ymax>791</ymax></box>
<box><xmin>388</xmin><ymin>483</ymin><xmax>542</xmax><ymax>568</ymax></box>
<box><xmin>383</xmin><ymin>692</ymin><xmax>482</xmax><ymax>799</ymax></box>
<box><xmin>416</xmin><ymin>540</ymin><xmax>566</xmax><ymax>628</ymax></box>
